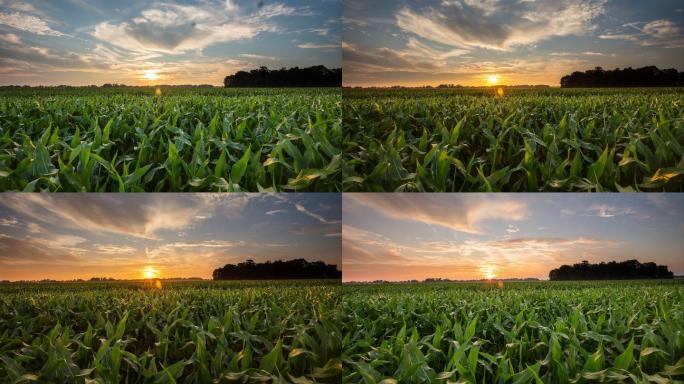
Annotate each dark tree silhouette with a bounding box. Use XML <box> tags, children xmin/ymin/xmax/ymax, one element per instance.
<box><xmin>212</xmin><ymin>258</ymin><xmax>341</xmax><ymax>280</ymax></box>
<box><xmin>549</xmin><ymin>259</ymin><xmax>674</xmax><ymax>280</ymax></box>
<box><xmin>224</xmin><ymin>66</ymin><xmax>341</xmax><ymax>87</ymax></box>
<box><xmin>560</xmin><ymin>66</ymin><xmax>683</xmax><ymax>87</ymax></box>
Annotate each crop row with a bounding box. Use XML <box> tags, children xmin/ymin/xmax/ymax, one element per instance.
<box><xmin>0</xmin><ymin>88</ymin><xmax>341</xmax><ymax>192</ymax></box>
<box><xmin>342</xmin><ymin>280</ymin><xmax>684</xmax><ymax>383</ymax></box>
<box><xmin>0</xmin><ymin>280</ymin><xmax>342</xmax><ymax>383</ymax></box>
<box><xmin>343</xmin><ymin>88</ymin><xmax>684</xmax><ymax>191</ymax></box>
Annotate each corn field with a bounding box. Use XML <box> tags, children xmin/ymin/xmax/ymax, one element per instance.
<box><xmin>0</xmin><ymin>280</ymin><xmax>342</xmax><ymax>383</ymax></box>
<box><xmin>342</xmin><ymin>88</ymin><xmax>684</xmax><ymax>192</ymax></box>
<box><xmin>342</xmin><ymin>280</ymin><xmax>684</xmax><ymax>383</ymax></box>
<box><xmin>0</xmin><ymin>87</ymin><xmax>341</xmax><ymax>192</ymax></box>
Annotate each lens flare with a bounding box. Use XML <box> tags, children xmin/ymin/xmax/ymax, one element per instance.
<box><xmin>143</xmin><ymin>266</ymin><xmax>157</xmax><ymax>279</ymax></box>
<box><xmin>482</xmin><ymin>265</ymin><xmax>496</xmax><ymax>280</ymax></box>
<box><xmin>143</xmin><ymin>69</ymin><xmax>160</xmax><ymax>81</ymax></box>
<box><xmin>487</xmin><ymin>74</ymin><xmax>499</xmax><ymax>85</ymax></box>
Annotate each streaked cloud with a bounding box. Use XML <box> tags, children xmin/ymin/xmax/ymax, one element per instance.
<box><xmin>0</xmin><ymin>193</ymin><xmax>341</xmax><ymax>280</ymax></box>
<box><xmin>0</xmin><ymin>1</ymin><xmax>341</xmax><ymax>85</ymax></box>
<box><xmin>342</xmin><ymin>194</ymin><xmax>684</xmax><ymax>281</ymax></box>
<box><xmin>600</xmin><ymin>19</ymin><xmax>684</xmax><ymax>48</ymax></box>
<box><xmin>343</xmin><ymin>0</ymin><xmax>684</xmax><ymax>86</ymax></box>
<box><xmin>346</xmin><ymin>194</ymin><xmax>527</xmax><ymax>234</ymax></box>
<box><xmin>0</xmin><ymin>11</ymin><xmax>65</xmax><ymax>36</ymax></box>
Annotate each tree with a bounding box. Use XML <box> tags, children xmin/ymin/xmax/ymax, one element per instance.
<box><xmin>560</xmin><ymin>66</ymin><xmax>683</xmax><ymax>87</ymax></box>
<box><xmin>224</xmin><ymin>66</ymin><xmax>341</xmax><ymax>87</ymax></box>
<box><xmin>549</xmin><ymin>259</ymin><xmax>673</xmax><ymax>280</ymax></box>
<box><xmin>212</xmin><ymin>258</ymin><xmax>341</xmax><ymax>280</ymax></box>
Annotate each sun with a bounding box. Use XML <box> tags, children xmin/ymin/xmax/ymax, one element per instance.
<box><xmin>482</xmin><ymin>265</ymin><xmax>496</xmax><ymax>280</ymax></box>
<box><xmin>143</xmin><ymin>69</ymin><xmax>160</xmax><ymax>81</ymax></box>
<box><xmin>487</xmin><ymin>74</ymin><xmax>499</xmax><ymax>85</ymax></box>
<box><xmin>143</xmin><ymin>266</ymin><xmax>158</xmax><ymax>279</ymax></box>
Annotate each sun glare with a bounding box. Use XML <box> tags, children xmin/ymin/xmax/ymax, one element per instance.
<box><xmin>143</xmin><ymin>69</ymin><xmax>160</xmax><ymax>81</ymax></box>
<box><xmin>482</xmin><ymin>265</ymin><xmax>496</xmax><ymax>280</ymax></box>
<box><xmin>487</xmin><ymin>74</ymin><xmax>499</xmax><ymax>85</ymax></box>
<box><xmin>143</xmin><ymin>266</ymin><xmax>158</xmax><ymax>279</ymax></box>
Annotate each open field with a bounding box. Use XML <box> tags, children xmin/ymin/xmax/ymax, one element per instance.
<box><xmin>342</xmin><ymin>280</ymin><xmax>684</xmax><ymax>383</ymax></box>
<box><xmin>0</xmin><ymin>280</ymin><xmax>341</xmax><ymax>383</ymax></box>
<box><xmin>0</xmin><ymin>87</ymin><xmax>341</xmax><ymax>192</ymax></box>
<box><xmin>342</xmin><ymin>88</ymin><xmax>684</xmax><ymax>191</ymax></box>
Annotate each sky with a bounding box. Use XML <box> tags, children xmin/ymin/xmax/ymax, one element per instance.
<box><xmin>0</xmin><ymin>193</ymin><xmax>341</xmax><ymax>280</ymax></box>
<box><xmin>342</xmin><ymin>194</ymin><xmax>684</xmax><ymax>282</ymax></box>
<box><xmin>0</xmin><ymin>0</ymin><xmax>340</xmax><ymax>85</ymax></box>
<box><xmin>343</xmin><ymin>0</ymin><xmax>684</xmax><ymax>86</ymax></box>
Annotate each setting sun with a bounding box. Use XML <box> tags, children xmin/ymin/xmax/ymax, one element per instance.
<box><xmin>143</xmin><ymin>266</ymin><xmax>158</xmax><ymax>279</ymax></box>
<box><xmin>482</xmin><ymin>265</ymin><xmax>496</xmax><ymax>280</ymax></box>
<box><xmin>487</xmin><ymin>74</ymin><xmax>499</xmax><ymax>85</ymax></box>
<box><xmin>143</xmin><ymin>69</ymin><xmax>160</xmax><ymax>81</ymax></box>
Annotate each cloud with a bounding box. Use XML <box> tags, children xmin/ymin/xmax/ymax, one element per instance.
<box><xmin>583</xmin><ymin>205</ymin><xmax>636</xmax><ymax>218</ymax></box>
<box><xmin>599</xmin><ymin>19</ymin><xmax>684</xmax><ymax>48</ymax></box>
<box><xmin>145</xmin><ymin>240</ymin><xmax>236</xmax><ymax>259</ymax></box>
<box><xmin>0</xmin><ymin>33</ymin><xmax>20</xmax><ymax>44</ymax></box>
<box><xmin>506</xmin><ymin>224</ymin><xmax>520</xmax><ymax>233</ymax></box>
<box><xmin>346</xmin><ymin>194</ymin><xmax>527</xmax><ymax>234</ymax></box>
<box><xmin>342</xmin><ymin>224</ymin><xmax>620</xmax><ymax>281</ymax></box>
<box><xmin>0</xmin><ymin>12</ymin><xmax>65</xmax><ymax>36</ymax></box>
<box><xmin>0</xmin><ymin>217</ymin><xmax>18</xmax><ymax>226</ymax></box>
<box><xmin>0</xmin><ymin>194</ymin><xmax>210</xmax><ymax>239</ymax></box>
<box><xmin>265</xmin><ymin>209</ymin><xmax>285</xmax><ymax>215</ymax></box>
<box><xmin>0</xmin><ymin>233</ymin><xmax>85</xmax><ymax>265</ymax></box>
<box><xmin>26</xmin><ymin>222</ymin><xmax>44</xmax><ymax>233</ymax></box>
<box><xmin>94</xmin><ymin>244</ymin><xmax>137</xmax><ymax>254</ymax></box>
<box><xmin>298</xmin><ymin>42</ymin><xmax>338</xmax><ymax>49</ymax></box>
<box><xmin>295</xmin><ymin>203</ymin><xmax>340</xmax><ymax>224</ymax></box>
<box><xmin>90</xmin><ymin>2</ymin><xmax>300</xmax><ymax>55</ymax></box>
<box><xmin>395</xmin><ymin>0</ymin><xmax>606</xmax><ymax>51</ymax></box>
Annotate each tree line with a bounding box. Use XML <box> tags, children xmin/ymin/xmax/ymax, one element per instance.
<box><xmin>212</xmin><ymin>258</ymin><xmax>341</xmax><ymax>280</ymax></box>
<box><xmin>549</xmin><ymin>259</ymin><xmax>674</xmax><ymax>280</ymax></box>
<box><xmin>560</xmin><ymin>66</ymin><xmax>684</xmax><ymax>87</ymax></box>
<box><xmin>224</xmin><ymin>65</ymin><xmax>341</xmax><ymax>87</ymax></box>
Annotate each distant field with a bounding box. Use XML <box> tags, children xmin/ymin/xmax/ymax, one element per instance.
<box><xmin>342</xmin><ymin>280</ymin><xmax>684</xmax><ymax>383</ymax></box>
<box><xmin>0</xmin><ymin>280</ymin><xmax>341</xmax><ymax>382</ymax></box>
<box><xmin>0</xmin><ymin>87</ymin><xmax>341</xmax><ymax>192</ymax></box>
<box><xmin>342</xmin><ymin>87</ymin><xmax>684</xmax><ymax>191</ymax></box>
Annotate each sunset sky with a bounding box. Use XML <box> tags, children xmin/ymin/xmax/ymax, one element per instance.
<box><xmin>0</xmin><ymin>193</ymin><xmax>341</xmax><ymax>280</ymax></box>
<box><xmin>0</xmin><ymin>0</ymin><xmax>340</xmax><ymax>85</ymax></box>
<box><xmin>343</xmin><ymin>0</ymin><xmax>684</xmax><ymax>86</ymax></box>
<box><xmin>343</xmin><ymin>194</ymin><xmax>684</xmax><ymax>282</ymax></box>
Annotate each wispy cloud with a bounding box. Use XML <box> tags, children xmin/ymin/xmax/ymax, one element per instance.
<box><xmin>599</xmin><ymin>19</ymin><xmax>684</xmax><ymax>48</ymax></box>
<box><xmin>346</xmin><ymin>194</ymin><xmax>527</xmax><ymax>234</ymax></box>
<box><xmin>0</xmin><ymin>11</ymin><xmax>66</xmax><ymax>36</ymax></box>
<box><xmin>395</xmin><ymin>0</ymin><xmax>606</xmax><ymax>52</ymax></box>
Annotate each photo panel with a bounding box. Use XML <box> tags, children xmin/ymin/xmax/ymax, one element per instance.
<box><xmin>0</xmin><ymin>0</ymin><xmax>342</xmax><ymax>192</ymax></box>
<box><xmin>0</xmin><ymin>193</ymin><xmax>342</xmax><ymax>382</ymax></box>
<box><xmin>342</xmin><ymin>0</ymin><xmax>684</xmax><ymax>192</ymax></box>
<box><xmin>341</xmin><ymin>193</ymin><xmax>684</xmax><ymax>382</ymax></box>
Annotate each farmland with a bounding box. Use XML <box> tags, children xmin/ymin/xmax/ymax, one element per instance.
<box><xmin>342</xmin><ymin>88</ymin><xmax>684</xmax><ymax>191</ymax></box>
<box><xmin>0</xmin><ymin>87</ymin><xmax>341</xmax><ymax>192</ymax></box>
<box><xmin>0</xmin><ymin>280</ymin><xmax>341</xmax><ymax>383</ymax></box>
<box><xmin>342</xmin><ymin>280</ymin><xmax>684</xmax><ymax>383</ymax></box>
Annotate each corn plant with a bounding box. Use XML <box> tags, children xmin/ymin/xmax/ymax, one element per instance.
<box><xmin>342</xmin><ymin>87</ymin><xmax>684</xmax><ymax>191</ymax></box>
<box><xmin>0</xmin><ymin>280</ymin><xmax>342</xmax><ymax>383</ymax></box>
<box><xmin>342</xmin><ymin>280</ymin><xmax>684</xmax><ymax>383</ymax></box>
<box><xmin>0</xmin><ymin>87</ymin><xmax>341</xmax><ymax>192</ymax></box>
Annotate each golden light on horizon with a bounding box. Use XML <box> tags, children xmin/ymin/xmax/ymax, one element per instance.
<box><xmin>143</xmin><ymin>69</ymin><xmax>160</xmax><ymax>81</ymax></box>
<box><xmin>487</xmin><ymin>74</ymin><xmax>499</xmax><ymax>85</ymax></box>
<box><xmin>143</xmin><ymin>266</ymin><xmax>158</xmax><ymax>279</ymax></box>
<box><xmin>482</xmin><ymin>265</ymin><xmax>496</xmax><ymax>280</ymax></box>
